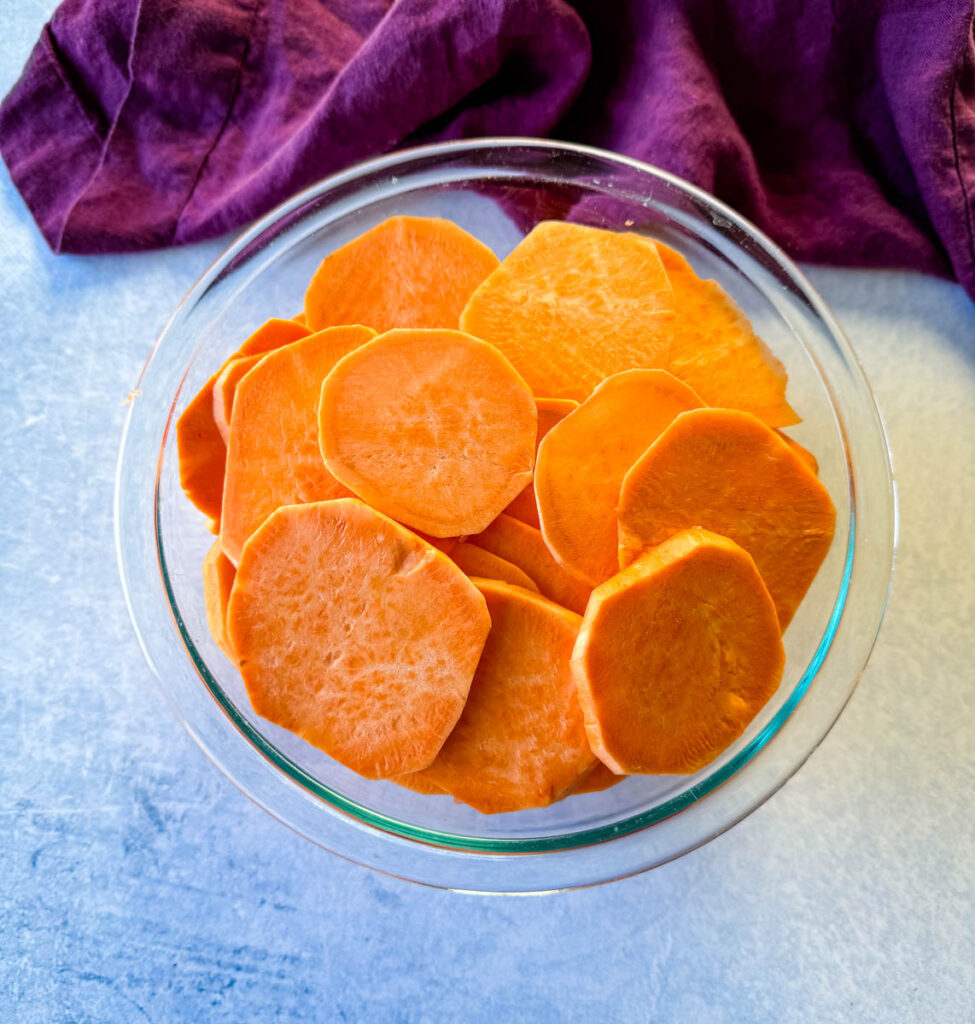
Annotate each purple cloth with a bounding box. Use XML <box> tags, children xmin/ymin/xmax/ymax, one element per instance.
<box><xmin>2</xmin><ymin>0</ymin><xmax>974</xmax><ymax>299</ymax></box>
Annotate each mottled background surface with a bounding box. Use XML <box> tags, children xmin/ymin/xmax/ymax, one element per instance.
<box><xmin>2</xmin><ymin>4</ymin><xmax>974</xmax><ymax>1022</ymax></box>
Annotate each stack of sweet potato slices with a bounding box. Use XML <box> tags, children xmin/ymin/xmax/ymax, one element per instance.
<box><xmin>177</xmin><ymin>216</ymin><xmax>835</xmax><ymax>814</ymax></box>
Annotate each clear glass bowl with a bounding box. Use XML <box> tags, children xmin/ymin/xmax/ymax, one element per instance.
<box><xmin>115</xmin><ymin>139</ymin><xmax>895</xmax><ymax>893</ymax></box>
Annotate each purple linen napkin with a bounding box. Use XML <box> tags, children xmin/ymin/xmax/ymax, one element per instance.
<box><xmin>2</xmin><ymin>0</ymin><xmax>973</xmax><ymax>299</ymax></box>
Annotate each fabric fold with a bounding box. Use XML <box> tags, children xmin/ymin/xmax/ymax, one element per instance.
<box><xmin>1</xmin><ymin>0</ymin><xmax>973</xmax><ymax>301</ymax></box>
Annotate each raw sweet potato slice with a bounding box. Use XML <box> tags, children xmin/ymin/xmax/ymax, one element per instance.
<box><xmin>565</xmin><ymin>761</ymin><xmax>624</xmax><ymax>795</ymax></box>
<box><xmin>220</xmin><ymin>325</ymin><xmax>376</xmax><ymax>563</ymax></box>
<box><xmin>654</xmin><ymin>243</ymin><xmax>798</xmax><ymax>427</ymax></box>
<box><xmin>617</xmin><ymin>408</ymin><xmax>836</xmax><ymax>629</ymax></box>
<box><xmin>459</xmin><ymin>221</ymin><xmax>676</xmax><ymax>401</ymax></box>
<box><xmin>468</xmin><ymin>514</ymin><xmax>591</xmax><ymax>615</ymax></box>
<box><xmin>391</xmin><ymin>774</ymin><xmax>445</xmax><ymax>795</ymax></box>
<box><xmin>226</xmin><ymin>499</ymin><xmax>491</xmax><ymax>778</ymax></box>
<box><xmin>304</xmin><ymin>216</ymin><xmax>499</xmax><ymax>333</ymax></box>
<box><xmin>573</xmin><ymin>528</ymin><xmax>785</xmax><ymax>775</ymax></box>
<box><xmin>235</xmin><ymin>317</ymin><xmax>310</xmax><ymax>358</ymax></box>
<box><xmin>449</xmin><ymin>543</ymin><xmax>539</xmax><ymax>592</ymax></box>
<box><xmin>177</xmin><ymin>318</ymin><xmax>310</xmax><ymax>520</ymax></box>
<box><xmin>411</xmin><ymin>578</ymin><xmax>595</xmax><ymax>813</ymax></box>
<box><xmin>418</xmin><ymin>533</ymin><xmax>459</xmax><ymax>556</ymax></box>
<box><xmin>213</xmin><ymin>354</ymin><xmax>262</xmax><ymax>442</ymax></box>
<box><xmin>202</xmin><ymin>540</ymin><xmax>236</xmax><ymax>659</ymax></box>
<box><xmin>319</xmin><ymin>329</ymin><xmax>537</xmax><ymax>537</ymax></box>
<box><xmin>776</xmin><ymin>430</ymin><xmax>819</xmax><ymax>475</ymax></box>
<box><xmin>504</xmin><ymin>397</ymin><xmax>578</xmax><ymax>528</ymax></box>
<box><xmin>176</xmin><ymin>377</ymin><xmax>227</xmax><ymax>523</ymax></box>
<box><xmin>536</xmin><ymin>370</ymin><xmax>704</xmax><ymax>586</ymax></box>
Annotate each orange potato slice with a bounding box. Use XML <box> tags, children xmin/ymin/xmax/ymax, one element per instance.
<box><xmin>226</xmin><ymin>499</ymin><xmax>491</xmax><ymax>779</ymax></box>
<box><xmin>176</xmin><ymin>377</ymin><xmax>227</xmax><ymax>523</ymax></box>
<box><xmin>536</xmin><ymin>369</ymin><xmax>704</xmax><ymax>585</ymax></box>
<box><xmin>776</xmin><ymin>430</ymin><xmax>819</xmax><ymax>474</ymax></box>
<box><xmin>391</xmin><ymin>774</ymin><xmax>446</xmax><ymax>795</ymax></box>
<box><xmin>469</xmin><ymin>514</ymin><xmax>591</xmax><ymax>614</ymax></box>
<box><xmin>573</xmin><ymin>528</ymin><xmax>785</xmax><ymax>774</ymax></box>
<box><xmin>319</xmin><ymin>328</ymin><xmax>537</xmax><ymax>537</ymax></box>
<box><xmin>177</xmin><ymin>317</ymin><xmax>310</xmax><ymax>521</ymax></box>
<box><xmin>654</xmin><ymin>243</ymin><xmax>798</xmax><ymax>427</ymax></box>
<box><xmin>202</xmin><ymin>540</ymin><xmax>236</xmax><ymax>659</ymax></box>
<box><xmin>212</xmin><ymin>354</ymin><xmax>262</xmax><ymax>443</ymax></box>
<box><xmin>460</xmin><ymin>221</ymin><xmax>676</xmax><ymax>401</ymax></box>
<box><xmin>617</xmin><ymin>408</ymin><xmax>836</xmax><ymax>629</ymax></box>
<box><xmin>412</xmin><ymin>578</ymin><xmax>595</xmax><ymax>813</ymax></box>
<box><xmin>220</xmin><ymin>325</ymin><xmax>376</xmax><ymax>563</ymax></box>
<box><xmin>304</xmin><ymin>216</ymin><xmax>499</xmax><ymax>333</ymax></box>
<box><xmin>564</xmin><ymin>761</ymin><xmax>624</xmax><ymax>795</ymax></box>
<box><xmin>504</xmin><ymin>397</ymin><xmax>579</xmax><ymax>528</ymax></box>
<box><xmin>449</xmin><ymin>543</ymin><xmax>540</xmax><ymax>592</ymax></box>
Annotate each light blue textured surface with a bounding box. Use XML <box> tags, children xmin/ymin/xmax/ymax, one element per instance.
<box><xmin>2</xmin><ymin>7</ymin><xmax>974</xmax><ymax>1021</ymax></box>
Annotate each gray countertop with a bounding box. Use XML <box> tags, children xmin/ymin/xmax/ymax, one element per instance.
<box><xmin>2</xmin><ymin>5</ymin><xmax>974</xmax><ymax>1021</ymax></box>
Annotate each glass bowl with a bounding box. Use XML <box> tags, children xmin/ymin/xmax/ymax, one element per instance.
<box><xmin>115</xmin><ymin>139</ymin><xmax>895</xmax><ymax>893</ymax></box>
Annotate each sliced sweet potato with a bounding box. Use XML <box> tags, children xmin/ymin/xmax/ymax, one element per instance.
<box><xmin>304</xmin><ymin>216</ymin><xmax>499</xmax><ymax>333</ymax></box>
<box><xmin>573</xmin><ymin>528</ymin><xmax>785</xmax><ymax>775</ymax></box>
<box><xmin>459</xmin><ymin>221</ymin><xmax>675</xmax><ymax>401</ymax></box>
<box><xmin>213</xmin><ymin>354</ymin><xmax>262</xmax><ymax>443</ymax></box>
<box><xmin>468</xmin><ymin>514</ymin><xmax>591</xmax><ymax>614</ymax></box>
<box><xmin>177</xmin><ymin>318</ymin><xmax>310</xmax><ymax>521</ymax></box>
<box><xmin>449</xmin><ymin>543</ymin><xmax>539</xmax><ymax>592</ymax></box>
<box><xmin>235</xmin><ymin>317</ymin><xmax>310</xmax><ymax>358</ymax></box>
<box><xmin>654</xmin><ymin>243</ymin><xmax>798</xmax><ymax>427</ymax></box>
<box><xmin>176</xmin><ymin>377</ymin><xmax>227</xmax><ymax>523</ymax></box>
<box><xmin>776</xmin><ymin>430</ymin><xmax>819</xmax><ymax>475</ymax></box>
<box><xmin>618</xmin><ymin>408</ymin><xmax>836</xmax><ymax>629</ymax></box>
<box><xmin>418</xmin><ymin>533</ymin><xmax>459</xmax><ymax>556</ymax></box>
<box><xmin>412</xmin><ymin>578</ymin><xmax>595</xmax><ymax>813</ymax></box>
<box><xmin>202</xmin><ymin>540</ymin><xmax>236</xmax><ymax>659</ymax></box>
<box><xmin>565</xmin><ymin>761</ymin><xmax>624</xmax><ymax>795</ymax></box>
<box><xmin>220</xmin><ymin>325</ymin><xmax>376</xmax><ymax>563</ymax></box>
<box><xmin>226</xmin><ymin>499</ymin><xmax>491</xmax><ymax>779</ymax></box>
<box><xmin>536</xmin><ymin>370</ymin><xmax>704</xmax><ymax>586</ymax></box>
<box><xmin>391</xmin><ymin>774</ymin><xmax>446</xmax><ymax>795</ymax></box>
<box><xmin>319</xmin><ymin>328</ymin><xmax>537</xmax><ymax>537</ymax></box>
<box><xmin>504</xmin><ymin>397</ymin><xmax>579</xmax><ymax>528</ymax></box>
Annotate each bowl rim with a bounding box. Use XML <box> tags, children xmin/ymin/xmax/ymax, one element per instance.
<box><xmin>116</xmin><ymin>136</ymin><xmax>896</xmax><ymax>889</ymax></box>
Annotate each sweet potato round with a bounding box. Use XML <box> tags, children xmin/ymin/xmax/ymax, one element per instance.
<box><xmin>319</xmin><ymin>329</ymin><xmax>537</xmax><ymax>537</ymax></box>
<box><xmin>226</xmin><ymin>499</ymin><xmax>491</xmax><ymax>779</ymax></box>
<box><xmin>413</xmin><ymin>578</ymin><xmax>595</xmax><ymax>813</ymax></box>
<box><xmin>573</xmin><ymin>528</ymin><xmax>785</xmax><ymax>775</ymax></box>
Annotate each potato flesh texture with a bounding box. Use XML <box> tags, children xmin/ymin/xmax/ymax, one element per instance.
<box><xmin>504</xmin><ymin>397</ymin><xmax>579</xmax><ymax>529</ymax></box>
<box><xmin>468</xmin><ymin>514</ymin><xmax>591</xmax><ymax>615</ymax></box>
<box><xmin>776</xmin><ymin>430</ymin><xmax>819</xmax><ymax>475</ymax></box>
<box><xmin>459</xmin><ymin>221</ymin><xmax>676</xmax><ymax>402</ymax></box>
<box><xmin>226</xmin><ymin>499</ymin><xmax>491</xmax><ymax>779</ymax></box>
<box><xmin>220</xmin><ymin>325</ymin><xmax>375</xmax><ymax>563</ymax></box>
<box><xmin>319</xmin><ymin>329</ymin><xmax>537</xmax><ymax>538</ymax></box>
<box><xmin>652</xmin><ymin>243</ymin><xmax>798</xmax><ymax>427</ymax></box>
<box><xmin>414</xmin><ymin>579</ymin><xmax>595</xmax><ymax>814</ymax></box>
<box><xmin>573</xmin><ymin>529</ymin><xmax>785</xmax><ymax>775</ymax></box>
<box><xmin>176</xmin><ymin>378</ymin><xmax>226</xmax><ymax>522</ymax></box>
<box><xmin>176</xmin><ymin>317</ymin><xmax>310</xmax><ymax>520</ymax></box>
<box><xmin>564</xmin><ymin>760</ymin><xmax>624</xmax><ymax>795</ymax></box>
<box><xmin>213</xmin><ymin>354</ymin><xmax>263</xmax><ymax>443</ymax></box>
<box><xmin>449</xmin><ymin>543</ymin><xmax>540</xmax><ymax>592</ymax></box>
<box><xmin>202</xmin><ymin>541</ymin><xmax>236</xmax><ymax>659</ymax></box>
<box><xmin>304</xmin><ymin>215</ymin><xmax>499</xmax><ymax>333</ymax></box>
<box><xmin>536</xmin><ymin>369</ymin><xmax>703</xmax><ymax>586</ymax></box>
<box><xmin>617</xmin><ymin>408</ymin><xmax>835</xmax><ymax>629</ymax></box>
